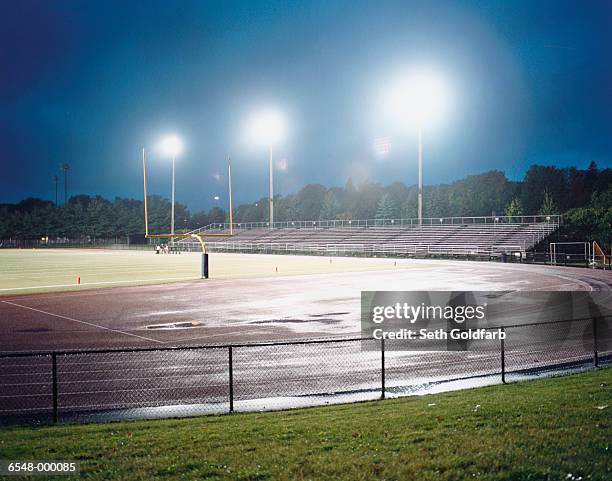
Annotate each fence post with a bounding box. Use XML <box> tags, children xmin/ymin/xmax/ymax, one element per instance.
<box><xmin>592</xmin><ymin>318</ymin><xmax>599</xmax><ymax>368</ymax></box>
<box><xmin>51</xmin><ymin>353</ymin><xmax>58</xmax><ymax>423</ymax></box>
<box><xmin>500</xmin><ymin>328</ymin><xmax>506</xmax><ymax>384</ymax></box>
<box><xmin>228</xmin><ymin>346</ymin><xmax>234</xmax><ymax>412</ymax></box>
<box><xmin>381</xmin><ymin>338</ymin><xmax>385</xmax><ymax>399</ymax></box>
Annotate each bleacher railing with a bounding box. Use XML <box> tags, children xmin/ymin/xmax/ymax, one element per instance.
<box><xmin>198</xmin><ymin>242</ymin><xmax>526</xmax><ymax>256</ymax></box>
<box><xmin>192</xmin><ymin>214</ymin><xmax>561</xmax><ymax>233</ymax></box>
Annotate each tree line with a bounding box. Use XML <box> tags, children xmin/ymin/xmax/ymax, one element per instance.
<box><xmin>1</xmin><ymin>162</ymin><xmax>610</xmax><ymax>246</ymax></box>
<box><xmin>0</xmin><ymin>195</ymin><xmax>225</xmax><ymax>242</ymax></box>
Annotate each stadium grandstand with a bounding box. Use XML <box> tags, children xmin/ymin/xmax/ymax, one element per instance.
<box><xmin>178</xmin><ymin>214</ymin><xmax>560</xmax><ymax>258</ymax></box>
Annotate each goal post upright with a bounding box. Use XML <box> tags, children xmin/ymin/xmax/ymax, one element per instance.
<box><xmin>141</xmin><ymin>147</ymin><xmax>233</xmax><ymax>279</ymax></box>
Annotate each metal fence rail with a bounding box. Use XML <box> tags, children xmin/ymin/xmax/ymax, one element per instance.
<box><xmin>0</xmin><ymin>317</ymin><xmax>609</xmax><ymax>425</ymax></box>
<box><xmin>198</xmin><ymin>242</ymin><xmax>526</xmax><ymax>257</ymax></box>
<box><xmin>188</xmin><ymin>214</ymin><xmax>562</xmax><ymax>234</ymax></box>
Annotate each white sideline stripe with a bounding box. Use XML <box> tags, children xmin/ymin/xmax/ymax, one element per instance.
<box><xmin>168</xmin><ymin>326</ymin><xmax>279</xmax><ymax>343</ymax></box>
<box><xmin>0</xmin><ymin>276</ymin><xmax>196</xmax><ymax>292</ymax></box>
<box><xmin>0</xmin><ymin>300</ymin><xmax>163</xmax><ymax>344</ymax></box>
<box><xmin>547</xmin><ymin>273</ymin><xmax>594</xmax><ymax>292</ymax></box>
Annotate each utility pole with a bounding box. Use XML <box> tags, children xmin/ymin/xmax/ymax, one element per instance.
<box><xmin>61</xmin><ymin>164</ymin><xmax>70</xmax><ymax>204</ymax></box>
<box><xmin>53</xmin><ymin>175</ymin><xmax>58</xmax><ymax>206</ymax></box>
<box><xmin>269</xmin><ymin>144</ymin><xmax>274</xmax><ymax>228</ymax></box>
<box><xmin>417</xmin><ymin>127</ymin><xmax>423</xmax><ymax>225</ymax></box>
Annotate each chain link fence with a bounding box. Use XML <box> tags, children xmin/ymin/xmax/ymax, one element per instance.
<box><xmin>1</xmin><ymin>317</ymin><xmax>610</xmax><ymax>425</ymax></box>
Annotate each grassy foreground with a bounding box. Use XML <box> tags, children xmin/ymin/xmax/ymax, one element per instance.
<box><xmin>0</xmin><ymin>249</ymin><xmax>428</xmax><ymax>295</ymax></box>
<box><xmin>0</xmin><ymin>369</ymin><xmax>610</xmax><ymax>481</ymax></box>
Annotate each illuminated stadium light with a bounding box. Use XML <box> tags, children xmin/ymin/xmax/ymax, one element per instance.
<box><xmin>158</xmin><ymin>134</ymin><xmax>183</xmax><ymax>242</ymax></box>
<box><xmin>246</xmin><ymin>107</ymin><xmax>287</xmax><ymax>227</ymax></box>
<box><xmin>247</xmin><ymin>108</ymin><xmax>286</xmax><ymax>146</ymax></box>
<box><xmin>380</xmin><ymin>67</ymin><xmax>452</xmax><ymax>225</ymax></box>
<box><xmin>159</xmin><ymin>134</ymin><xmax>183</xmax><ymax>157</ymax></box>
<box><xmin>383</xmin><ymin>69</ymin><xmax>450</xmax><ymax>130</ymax></box>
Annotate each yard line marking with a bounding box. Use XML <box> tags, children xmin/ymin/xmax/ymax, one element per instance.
<box><xmin>162</xmin><ymin>326</ymin><xmax>279</xmax><ymax>343</ymax></box>
<box><xmin>0</xmin><ymin>300</ymin><xmax>164</xmax><ymax>344</ymax></box>
<box><xmin>0</xmin><ymin>276</ymin><xmax>197</xmax><ymax>292</ymax></box>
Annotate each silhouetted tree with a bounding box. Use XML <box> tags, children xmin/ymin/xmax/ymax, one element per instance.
<box><xmin>539</xmin><ymin>189</ymin><xmax>558</xmax><ymax>216</ymax></box>
<box><xmin>1</xmin><ymin>163</ymin><xmax>610</xmax><ymax>247</ymax></box>
<box><xmin>505</xmin><ymin>197</ymin><xmax>523</xmax><ymax>218</ymax></box>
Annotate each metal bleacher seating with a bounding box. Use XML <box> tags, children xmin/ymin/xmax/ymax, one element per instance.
<box><xmin>178</xmin><ymin>215</ymin><xmax>560</xmax><ymax>258</ymax></box>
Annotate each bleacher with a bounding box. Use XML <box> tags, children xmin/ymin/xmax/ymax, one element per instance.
<box><xmin>178</xmin><ymin>215</ymin><xmax>560</xmax><ymax>258</ymax></box>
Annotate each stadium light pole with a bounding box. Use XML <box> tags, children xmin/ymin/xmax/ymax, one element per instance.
<box><xmin>247</xmin><ymin>109</ymin><xmax>286</xmax><ymax>228</ymax></box>
<box><xmin>159</xmin><ymin>135</ymin><xmax>183</xmax><ymax>244</ymax></box>
<box><xmin>61</xmin><ymin>163</ymin><xmax>70</xmax><ymax>205</ymax></box>
<box><xmin>418</xmin><ymin>127</ymin><xmax>423</xmax><ymax>224</ymax></box>
<box><xmin>383</xmin><ymin>69</ymin><xmax>449</xmax><ymax>225</ymax></box>
<box><xmin>268</xmin><ymin>144</ymin><xmax>273</xmax><ymax>227</ymax></box>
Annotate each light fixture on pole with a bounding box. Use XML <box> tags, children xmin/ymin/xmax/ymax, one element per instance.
<box><xmin>247</xmin><ymin>108</ymin><xmax>286</xmax><ymax>228</ymax></box>
<box><xmin>61</xmin><ymin>163</ymin><xmax>70</xmax><ymax>205</ymax></box>
<box><xmin>159</xmin><ymin>134</ymin><xmax>183</xmax><ymax>243</ymax></box>
<box><xmin>382</xmin><ymin>69</ymin><xmax>450</xmax><ymax>225</ymax></box>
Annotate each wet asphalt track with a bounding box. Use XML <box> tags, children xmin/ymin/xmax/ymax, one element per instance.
<box><xmin>0</xmin><ymin>259</ymin><xmax>610</xmax><ymax>422</ymax></box>
<box><xmin>1</xmin><ymin>259</ymin><xmax>611</xmax><ymax>352</ymax></box>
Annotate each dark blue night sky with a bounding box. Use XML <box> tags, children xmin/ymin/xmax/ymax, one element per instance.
<box><xmin>1</xmin><ymin>0</ymin><xmax>611</xmax><ymax>210</ymax></box>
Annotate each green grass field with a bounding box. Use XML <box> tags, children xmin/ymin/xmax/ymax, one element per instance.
<box><xmin>0</xmin><ymin>249</ymin><xmax>427</xmax><ymax>295</ymax></box>
<box><xmin>0</xmin><ymin>369</ymin><xmax>609</xmax><ymax>481</ymax></box>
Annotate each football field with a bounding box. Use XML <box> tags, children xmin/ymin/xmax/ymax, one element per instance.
<box><xmin>0</xmin><ymin>249</ymin><xmax>424</xmax><ymax>295</ymax></box>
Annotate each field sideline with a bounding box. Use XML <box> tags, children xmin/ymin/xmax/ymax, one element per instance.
<box><xmin>0</xmin><ymin>249</ymin><xmax>428</xmax><ymax>295</ymax></box>
<box><xmin>0</xmin><ymin>369</ymin><xmax>609</xmax><ymax>481</ymax></box>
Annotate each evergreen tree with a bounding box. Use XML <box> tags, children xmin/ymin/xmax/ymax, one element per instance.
<box><xmin>319</xmin><ymin>191</ymin><xmax>340</xmax><ymax>220</ymax></box>
<box><xmin>539</xmin><ymin>189</ymin><xmax>558</xmax><ymax>216</ymax></box>
<box><xmin>400</xmin><ymin>188</ymin><xmax>418</xmax><ymax>219</ymax></box>
<box><xmin>375</xmin><ymin>193</ymin><xmax>396</xmax><ymax>220</ymax></box>
<box><xmin>505</xmin><ymin>197</ymin><xmax>523</xmax><ymax>219</ymax></box>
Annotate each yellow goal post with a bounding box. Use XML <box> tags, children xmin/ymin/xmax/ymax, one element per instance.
<box><xmin>142</xmin><ymin>148</ymin><xmax>234</xmax><ymax>278</ymax></box>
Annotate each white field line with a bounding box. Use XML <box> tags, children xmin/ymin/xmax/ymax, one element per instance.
<box><xmin>0</xmin><ymin>261</ymin><xmax>394</xmax><ymax>277</ymax></box>
<box><xmin>0</xmin><ymin>300</ymin><xmax>163</xmax><ymax>344</ymax></box>
<box><xmin>0</xmin><ymin>270</ymin><xmax>197</xmax><ymax>281</ymax></box>
<box><xmin>0</xmin><ymin>276</ymin><xmax>198</xmax><ymax>292</ymax></box>
<box><xmin>476</xmin><ymin>263</ymin><xmax>597</xmax><ymax>292</ymax></box>
<box><xmin>546</xmin><ymin>272</ymin><xmax>594</xmax><ymax>292</ymax></box>
<box><xmin>1</xmin><ymin>265</ymin><xmax>196</xmax><ymax>277</ymax></box>
<box><xmin>157</xmin><ymin>326</ymin><xmax>280</xmax><ymax>344</ymax></box>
